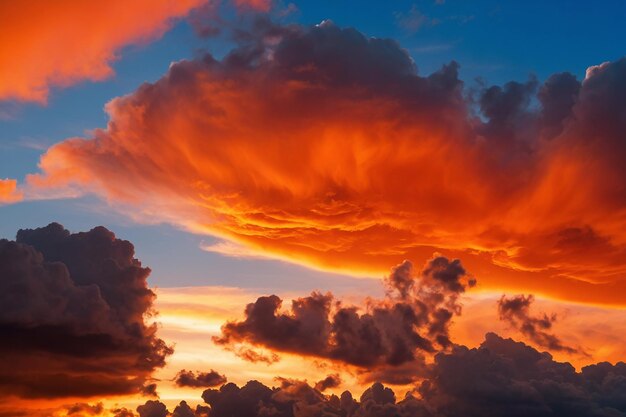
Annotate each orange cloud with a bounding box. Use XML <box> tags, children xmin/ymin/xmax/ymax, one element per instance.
<box><xmin>22</xmin><ymin>22</ymin><xmax>626</xmax><ymax>305</ymax></box>
<box><xmin>0</xmin><ymin>0</ymin><xmax>205</xmax><ymax>103</ymax></box>
<box><xmin>0</xmin><ymin>178</ymin><xmax>22</xmax><ymax>204</ymax></box>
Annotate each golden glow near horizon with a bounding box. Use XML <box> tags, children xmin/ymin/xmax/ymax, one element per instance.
<box><xmin>150</xmin><ymin>286</ymin><xmax>626</xmax><ymax>408</ymax></box>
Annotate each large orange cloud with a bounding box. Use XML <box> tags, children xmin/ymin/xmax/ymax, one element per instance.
<box><xmin>23</xmin><ymin>22</ymin><xmax>626</xmax><ymax>305</ymax></box>
<box><xmin>0</xmin><ymin>0</ymin><xmax>205</xmax><ymax>103</ymax></box>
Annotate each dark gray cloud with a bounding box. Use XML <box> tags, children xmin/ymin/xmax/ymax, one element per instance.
<box><xmin>214</xmin><ymin>256</ymin><xmax>474</xmax><ymax>380</ymax></box>
<box><xmin>175</xmin><ymin>370</ymin><xmax>227</xmax><ymax>388</ymax></box>
<box><xmin>314</xmin><ymin>374</ymin><xmax>342</xmax><ymax>392</ymax></box>
<box><xmin>199</xmin><ymin>334</ymin><xmax>626</xmax><ymax>417</ymax></box>
<box><xmin>419</xmin><ymin>333</ymin><xmax>626</xmax><ymax>417</ymax></box>
<box><xmin>0</xmin><ymin>223</ymin><xmax>172</xmax><ymax>399</ymax></box>
<box><xmin>498</xmin><ymin>294</ymin><xmax>578</xmax><ymax>354</ymax></box>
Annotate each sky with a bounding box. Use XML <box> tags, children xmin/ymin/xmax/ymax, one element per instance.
<box><xmin>1</xmin><ymin>1</ymin><xmax>626</xmax><ymax>416</ymax></box>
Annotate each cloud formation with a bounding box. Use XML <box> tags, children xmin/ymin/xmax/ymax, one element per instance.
<box><xmin>175</xmin><ymin>370</ymin><xmax>228</xmax><ymax>388</ymax></box>
<box><xmin>314</xmin><ymin>374</ymin><xmax>342</xmax><ymax>392</ymax></box>
<box><xmin>214</xmin><ymin>256</ymin><xmax>474</xmax><ymax>382</ymax></box>
<box><xmin>0</xmin><ymin>223</ymin><xmax>172</xmax><ymax>399</ymax></box>
<box><xmin>189</xmin><ymin>336</ymin><xmax>626</xmax><ymax>416</ymax></box>
<box><xmin>0</xmin><ymin>179</ymin><xmax>22</xmax><ymax>204</ymax></box>
<box><xmin>498</xmin><ymin>294</ymin><xmax>579</xmax><ymax>354</ymax></box>
<box><xmin>0</xmin><ymin>0</ymin><xmax>205</xmax><ymax>103</ymax></box>
<box><xmin>20</xmin><ymin>21</ymin><xmax>626</xmax><ymax>305</ymax></box>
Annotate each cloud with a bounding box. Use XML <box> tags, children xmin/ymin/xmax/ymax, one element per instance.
<box><xmin>18</xmin><ymin>21</ymin><xmax>626</xmax><ymax>305</ymax></box>
<box><xmin>498</xmin><ymin>294</ymin><xmax>579</xmax><ymax>354</ymax></box>
<box><xmin>65</xmin><ymin>403</ymin><xmax>104</xmax><ymax>416</ymax></box>
<box><xmin>233</xmin><ymin>0</ymin><xmax>272</xmax><ymax>12</ymax></box>
<box><xmin>214</xmin><ymin>256</ymin><xmax>474</xmax><ymax>382</ymax></box>
<box><xmin>418</xmin><ymin>333</ymin><xmax>626</xmax><ymax>417</ymax></box>
<box><xmin>112</xmin><ymin>408</ymin><xmax>138</xmax><ymax>417</ymax></box>
<box><xmin>137</xmin><ymin>400</ymin><xmax>168</xmax><ymax>417</ymax></box>
<box><xmin>174</xmin><ymin>370</ymin><xmax>227</xmax><ymax>388</ymax></box>
<box><xmin>0</xmin><ymin>0</ymin><xmax>206</xmax><ymax>103</ymax></box>
<box><xmin>197</xmin><ymin>336</ymin><xmax>626</xmax><ymax>416</ymax></box>
<box><xmin>0</xmin><ymin>223</ymin><xmax>172</xmax><ymax>400</ymax></box>
<box><xmin>0</xmin><ymin>178</ymin><xmax>22</xmax><ymax>204</ymax></box>
<box><xmin>314</xmin><ymin>374</ymin><xmax>342</xmax><ymax>392</ymax></box>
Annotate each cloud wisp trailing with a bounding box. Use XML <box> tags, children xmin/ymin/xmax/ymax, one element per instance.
<box><xmin>498</xmin><ymin>294</ymin><xmax>581</xmax><ymax>355</ymax></box>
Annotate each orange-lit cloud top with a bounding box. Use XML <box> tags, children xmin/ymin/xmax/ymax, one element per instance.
<box><xmin>24</xmin><ymin>22</ymin><xmax>626</xmax><ymax>305</ymax></box>
<box><xmin>0</xmin><ymin>0</ymin><xmax>205</xmax><ymax>103</ymax></box>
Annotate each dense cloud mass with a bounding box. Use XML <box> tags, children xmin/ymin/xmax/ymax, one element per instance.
<box><xmin>498</xmin><ymin>294</ymin><xmax>578</xmax><ymax>354</ymax></box>
<box><xmin>20</xmin><ymin>20</ymin><xmax>626</xmax><ymax>304</ymax></box>
<box><xmin>133</xmin><ymin>334</ymin><xmax>626</xmax><ymax>417</ymax></box>
<box><xmin>215</xmin><ymin>256</ymin><xmax>474</xmax><ymax>381</ymax></box>
<box><xmin>0</xmin><ymin>223</ymin><xmax>172</xmax><ymax>399</ymax></box>
<box><xmin>418</xmin><ymin>333</ymin><xmax>626</xmax><ymax>417</ymax></box>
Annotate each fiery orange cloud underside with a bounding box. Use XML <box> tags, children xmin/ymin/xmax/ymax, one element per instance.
<box><xmin>11</xmin><ymin>22</ymin><xmax>626</xmax><ymax>307</ymax></box>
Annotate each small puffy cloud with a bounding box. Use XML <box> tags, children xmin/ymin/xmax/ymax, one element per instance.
<box><xmin>314</xmin><ymin>374</ymin><xmax>342</xmax><ymax>392</ymax></box>
<box><xmin>174</xmin><ymin>370</ymin><xmax>227</xmax><ymax>388</ymax></box>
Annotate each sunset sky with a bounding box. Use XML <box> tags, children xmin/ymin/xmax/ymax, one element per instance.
<box><xmin>2</xmin><ymin>1</ymin><xmax>626</xmax><ymax>416</ymax></box>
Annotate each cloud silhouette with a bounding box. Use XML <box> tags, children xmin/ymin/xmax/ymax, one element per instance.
<box><xmin>197</xmin><ymin>335</ymin><xmax>626</xmax><ymax>416</ymax></box>
<box><xmin>498</xmin><ymin>294</ymin><xmax>579</xmax><ymax>354</ymax></box>
<box><xmin>215</xmin><ymin>256</ymin><xmax>474</xmax><ymax>382</ymax></box>
<box><xmin>175</xmin><ymin>370</ymin><xmax>228</xmax><ymax>388</ymax></box>
<box><xmin>0</xmin><ymin>223</ymin><xmax>172</xmax><ymax>399</ymax></box>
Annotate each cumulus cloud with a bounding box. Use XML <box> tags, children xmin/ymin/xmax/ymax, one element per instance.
<box><xmin>419</xmin><ymin>333</ymin><xmax>626</xmax><ymax>417</ymax></box>
<box><xmin>137</xmin><ymin>401</ymin><xmax>169</xmax><ymax>417</ymax></box>
<box><xmin>175</xmin><ymin>370</ymin><xmax>228</xmax><ymax>388</ymax></box>
<box><xmin>0</xmin><ymin>223</ymin><xmax>172</xmax><ymax>399</ymax></box>
<box><xmin>200</xmin><ymin>334</ymin><xmax>626</xmax><ymax>417</ymax></box>
<box><xmin>214</xmin><ymin>256</ymin><xmax>474</xmax><ymax>382</ymax></box>
<box><xmin>498</xmin><ymin>294</ymin><xmax>579</xmax><ymax>354</ymax></box>
<box><xmin>314</xmin><ymin>374</ymin><xmax>342</xmax><ymax>392</ymax></box>
<box><xmin>14</xmin><ymin>20</ymin><xmax>626</xmax><ymax>305</ymax></box>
